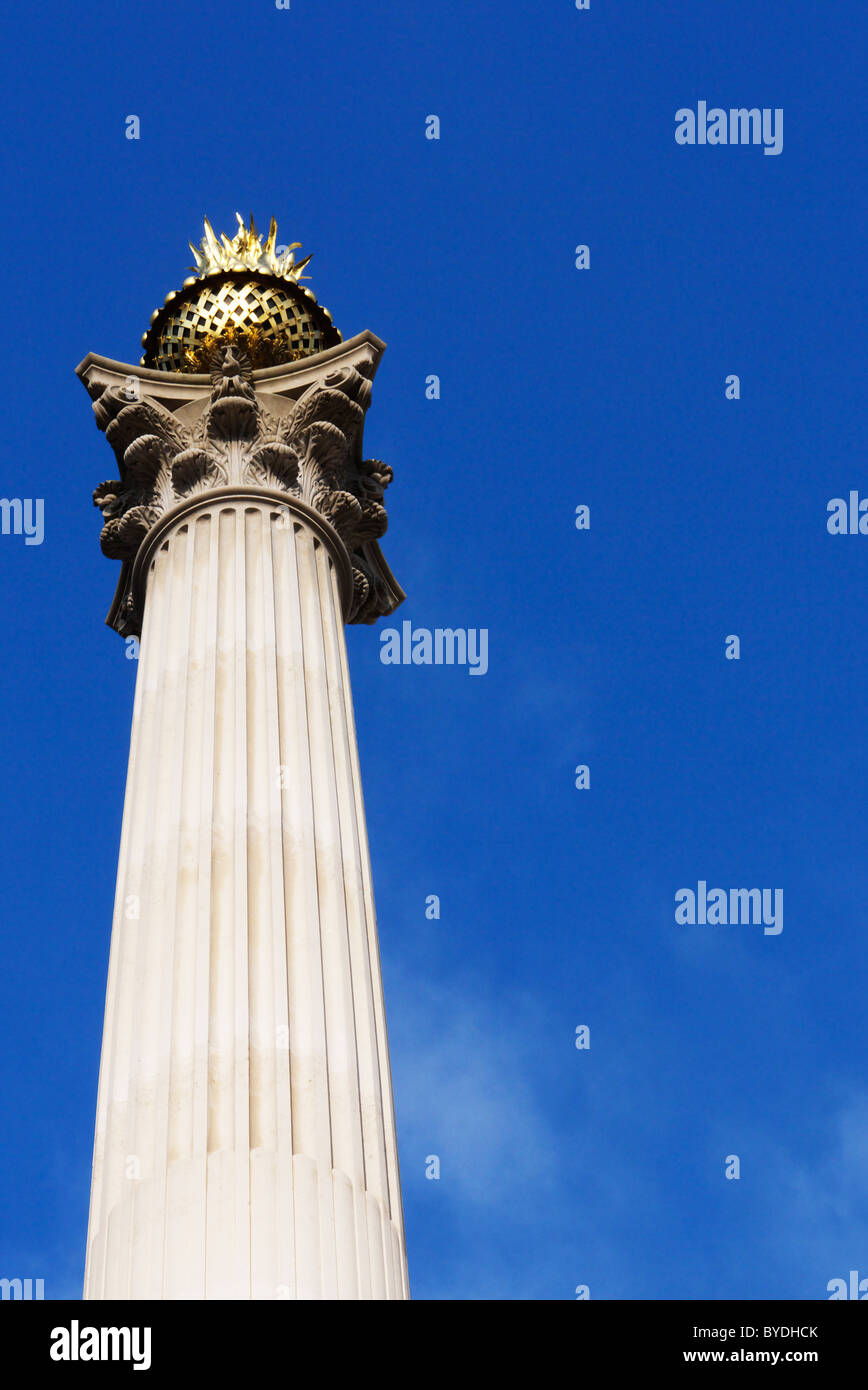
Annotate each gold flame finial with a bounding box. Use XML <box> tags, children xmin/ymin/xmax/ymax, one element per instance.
<box><xmin>188</xmin><ymin>211</ymin><xmax>313</xmax><ymax>283</ymax></box>
<box><xmin>141</xmin><ymin>212</ymin><xmax>340</xmax><ymax>371</ymax></box>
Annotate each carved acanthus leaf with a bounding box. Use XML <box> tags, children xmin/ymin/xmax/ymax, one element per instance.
<box><xmin>171</xmin><ymin>447</ymin><xmax>227</xmax><ymax>497</ymax></box>
<box><xmin>245</xmin><ymin>442</ymin><xmax>299</xmax><ymax>491</ymax></box>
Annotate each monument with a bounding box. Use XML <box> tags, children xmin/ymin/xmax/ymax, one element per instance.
<box><xmin>76</xmin><ymin>214</ymin><xmax>410</xmax><ymax>1299</ymax></box>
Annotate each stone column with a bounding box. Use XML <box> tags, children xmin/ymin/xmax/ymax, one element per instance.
<box><xmin>77</xmin><ymin>335</ymin><xmax>409</xmax><ymax>1300</ymax></box>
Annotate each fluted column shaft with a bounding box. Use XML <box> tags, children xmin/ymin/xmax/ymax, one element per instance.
<box><xmin>84</xmin><ymin>495</ymin><xmax>408</xmax><ymax>1299</ymax></box>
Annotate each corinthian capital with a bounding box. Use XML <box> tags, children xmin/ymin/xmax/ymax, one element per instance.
<box><xmin>77</xmin><ymin>333</ymin><xmax>404</xmax><ymax>635</ymax></box>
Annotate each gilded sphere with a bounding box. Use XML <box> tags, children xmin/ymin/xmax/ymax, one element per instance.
<box><xmin>142</xmin><ymin>271</ymin><xmax>341</xmax><ymax>373</ymax></box>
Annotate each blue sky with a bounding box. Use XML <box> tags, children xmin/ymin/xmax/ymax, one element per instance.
<box><xmin>0</xmin><ymin>0</ymin><xmax>865</xmax><ymax>1299</ymax></box>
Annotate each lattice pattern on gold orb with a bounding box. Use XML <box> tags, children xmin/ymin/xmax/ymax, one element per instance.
<box><xmin>143</xmin><ymin>274</ymin><xmax>341</xmax><ymax>373</ymax></box>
